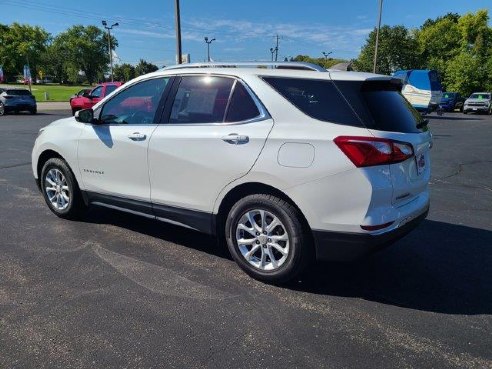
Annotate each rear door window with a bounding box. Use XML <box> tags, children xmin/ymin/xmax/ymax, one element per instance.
<box><xmin>169</xmin><ymin>76</ymin><xmax>234</xmax><ymax>124</ymax></box>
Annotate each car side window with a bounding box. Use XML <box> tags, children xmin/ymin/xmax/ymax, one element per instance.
<box><xmin>105</xmin><ymin>85</ymin><xmax>118</xmax><ymax>96</ymax></box>
<box><xmin>90</xmin><ymin>86</ymin><xmax>103</xmax><ymax>98</ymax></box>
<box><xmin>100</xmin><ymin>77</ymin><xmax>169</xmax><ymax>125</ymax></box>
<box><xmin>169</xmin><ymin>76</ymin><xmax>234</xmax><ymax>124</ymax></box>
<box><xmin>225</xmin><ymin>82</ymin><xmax>260</xmax><ymax>122</ymax></box>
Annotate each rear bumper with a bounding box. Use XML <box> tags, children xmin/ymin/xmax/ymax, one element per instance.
<box><xmin>312</xmin><ymin>207</ymin><xmax>429</xmax><ymax>261</ymax></box>
<box><xmin>5</xmin><ymin>104</ymin><xmax>36</xmax><ymax>112</ymax></box>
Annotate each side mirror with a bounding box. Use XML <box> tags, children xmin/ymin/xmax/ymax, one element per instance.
<box><xmin>75</xmin><ymin>109</ymin><xmax>94</xmax><ymax>123</ymax></box>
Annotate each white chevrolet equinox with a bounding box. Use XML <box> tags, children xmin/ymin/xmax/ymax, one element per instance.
<box><xmin>32</xmin><ymin>62</ymin><xmax>431</xmax><ymax>283</ymax></box>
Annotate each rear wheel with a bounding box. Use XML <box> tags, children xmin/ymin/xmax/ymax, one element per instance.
<box><xmin>225</xmin><ymin>194</ymin><xmax>311</xmax><ymax>284</ymax></box>
<box><xmin>40</xmin><ymin>158</ymin><xmax>86</xmax><ymax>219</ymax></box>
<box><xmin>30</xmin><ymin>108</ymin><xmax>37</xmax><ymax>115</ymax></box>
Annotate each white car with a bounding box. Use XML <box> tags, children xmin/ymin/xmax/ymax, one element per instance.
<box><xmin>32</xmin><ymin>62</ymin><xmax>431</xmax><ymax>283</ymax></box>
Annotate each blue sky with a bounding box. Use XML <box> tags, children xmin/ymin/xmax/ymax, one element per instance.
<box><xmin>1</xmin><ymin>0</ymin><xmax>491</xmax><ymax>66</ymax></box>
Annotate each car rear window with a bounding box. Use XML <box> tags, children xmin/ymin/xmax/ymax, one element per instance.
<box><xmin>263</xmin><ymin>77</ymin><xmax>424</xmax><ymax>133</ymax></box>
<box><xmin>6</xmin><ymin>90</ymin><xmax>32</xmax><ymax>96</ymax></box>
<box><xmin>105</xmin><ymin>85</ymin><xmax>118</xmax><ymax>95</ymax></box>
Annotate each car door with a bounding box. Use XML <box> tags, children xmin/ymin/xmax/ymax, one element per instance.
<box><xmin>77</xmin><ymin>76</ymin><xmax>171</xmax><ymax>209</ymax></box>
<box><xmin>148</xmin><ymin>75</ymin><xmax>274</xmax><ymax>232</ymax></box>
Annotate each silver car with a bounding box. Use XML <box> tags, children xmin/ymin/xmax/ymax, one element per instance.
<box><xmin>0</xmin><ymin>88</ymin><xmax>37</xmax><ymax>114</ymax></box>
<box><xmin>463</xmin><ymin>92</ymin><xmax>492</xmax><ymax>115</ymax></box>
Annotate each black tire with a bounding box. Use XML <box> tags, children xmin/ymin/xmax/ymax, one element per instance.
<box><xmin>0</xmin><ymin>103</ymin><xmax>4</xmax><ymax>116</ymax></box>
<box><xmin>463</xmin><ymin>111</ymin><xmax>468</xmax><ymax>115</ymax></box>
<box><xmin>30</xmin><ymin>108</ymin><xmax>37</xmax><ymax>115</ymax></box>
<box><xmin>40</xmin><ymin>158</ymin><xmax>86</xmax><ymax>219</ymax></box>
<box><xmin>72</xmin><ymin>108</ymin><xmax>77</xmax><ymax>116</ymax></box>
<box><xmin>225</xmin><ymin>194</ymin><xmax>312</xmax><ymax>284</ymax></box>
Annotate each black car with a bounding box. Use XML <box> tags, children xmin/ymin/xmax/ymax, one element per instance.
<box><xmin>0</xmin><ymin>88</ymin><xmax>37</xmax><ymax>114</ymax></box>
<box><xmin>439</xmin><ymin>92</ymin><xmax>465</xmax><ymax>112</ymax></box>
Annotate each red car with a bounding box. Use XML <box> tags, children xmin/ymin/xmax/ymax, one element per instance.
<box><xmin>70</xmin><ymin>82</ymin><xmax>122</xmax><ymax>115</ymax></box>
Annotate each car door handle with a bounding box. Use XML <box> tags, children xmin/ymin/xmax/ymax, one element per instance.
<box><xmin>222</xmin><ymin>133</ymin><xmax>249</xmax><ymax>145</ymax></box>
<box><xmin>128</xmin><ymin>132</ymin><xmax>147</xmax><ymax>141</ymax></box>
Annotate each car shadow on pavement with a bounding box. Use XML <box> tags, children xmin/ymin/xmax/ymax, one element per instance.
<box><xmin>292</xmin><ymin>219</ymin><xmax>492</xmax><ymax>315</ymax></box>
<box><xmin>81</xmin><ymin>208</ymin><xmax>491</xmax><ymax>315</ymax></box>
<box><xmin>82</xmin><ymin>206</ymin><xmax>230</xmax><ymax>259</ymax></box>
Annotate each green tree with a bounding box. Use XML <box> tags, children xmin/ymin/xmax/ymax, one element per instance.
<box><xmin>0</xmin><ymin>23</ymin><xmax>49</xmax><ymax>81</ymax></box>
<box><xmin>416</xmin><ymin>9</ymin><xmax>492</xmax><ymax>95</ymax></box>
<box><xmin>292</xmin><ymin>55</ymin><xmax>347</xmax><ymax>69</ymax></box>
<box><xmin>135</xmin><ymin>59</ymin><xmax>159</xmax><ymax>76</ymax></box>
<box><xmin>52</xmin><ymin>25</ymin><xmax>117</xmax><ymax>84</ymax></box>
<box><xmin>353</xmin><ymin>25</ymin><xmax>420</xmax><ymax>75</ymax></box>
<box><xmin>113</xmin><ymin>63</ymin><xmax>136</xmax><ymax>82</ymax></box>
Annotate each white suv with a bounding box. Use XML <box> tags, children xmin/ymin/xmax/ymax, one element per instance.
<box><xmin>32</xmin><ymin>62</ymin><xmax>431</xmax><ymax>283</ymax></box>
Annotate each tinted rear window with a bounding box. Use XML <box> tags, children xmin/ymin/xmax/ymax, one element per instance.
<box><xmin>263</xmin><ymin>77</ymin><xmax>363</xmax><ymax>127</ymax></box>
<box><xmin>7</xmin><ymin>90</ymin><xmax>32</xmax><ymax>96</ymax></box>
<box><xmin>225</xmin><ymin>82</ymin><xmax>260</xmax><ymax>122</ymax></box>
<box><xmin>264</xmin><ymin>77</ymin><xmax>423</xmax><ymax>133</ymax></box>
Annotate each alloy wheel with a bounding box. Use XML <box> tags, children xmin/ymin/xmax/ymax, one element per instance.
<box><xmin>235</xmin><ymin>209</ymin><xmax>290</xmax><ymax>271</ymax></box>
<box><xmin>44</xmin><ymin>168</ymin><xmax>70</xmax><ymax>210</ymax></box>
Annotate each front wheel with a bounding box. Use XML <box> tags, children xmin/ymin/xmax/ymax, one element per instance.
<box><xmin>225</xmin><ymin>194</ymin><xmax>312</xmax><ymax>284</ymax></box>
<box><xmin>40</xmin><ymin>158</ymin><xmax>86</xmax><ymax>219</ymax></box>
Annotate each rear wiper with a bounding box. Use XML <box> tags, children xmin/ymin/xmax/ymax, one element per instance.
<box><xmin>417</xmin><ymin>119</ymin><xmax>429</xmax><ymax>129</ymax></box>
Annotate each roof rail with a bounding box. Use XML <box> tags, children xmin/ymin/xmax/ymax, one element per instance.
<box><xmin>162</xmin><ymin>62</ymin><xmax>327</xmax><ymax>72</ymax></box>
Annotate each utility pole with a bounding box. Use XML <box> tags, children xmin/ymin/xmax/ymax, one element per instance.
<box><xmin>373</xmin><ymin>0</ymin><xmax>384</xmax><ymax>73</ymax></box>
<box><xmin>102</xmin><ymin>20</ymin><xmax>119</xmax><ymax>81</ymax></box>
<box><xmin>274</xmin><ymin>34</ymin><xmax>280</xmax><ymax>62</ymax></box>
<box><xmin>204</xmin><ymin>37</ymin><xmax>216</xmax><ymax>62</ymax></box>
<box><xmin>174</xmin><ymin>0</ymin><xmax>182</xmax><ymax>64</ymax></box>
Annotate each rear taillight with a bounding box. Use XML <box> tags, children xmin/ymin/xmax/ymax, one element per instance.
<box><xmin>334</xmin><ymin>136</ymin><xmax>414</xmax><ymax>167</ymax></box>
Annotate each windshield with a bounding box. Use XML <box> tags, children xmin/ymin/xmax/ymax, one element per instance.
<box><xmin>470</xmin><ymin>93</ymin><xmax>491</xmax><ymax>99</ymax></box>
<box><xmin>443</xmin><ymin>93</ymin><xmax>456</xmax><ymax>99</ymax></box>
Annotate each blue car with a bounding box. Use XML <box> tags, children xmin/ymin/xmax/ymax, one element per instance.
<box><xmin>393</xmin><ymin>70</ymin><xmax>443</xmax><ymax>114</ymax></box>
<box><xmin>439</xmin><ymin>92</ymin><xmax>464</xmax><ymax>112</ymax></box>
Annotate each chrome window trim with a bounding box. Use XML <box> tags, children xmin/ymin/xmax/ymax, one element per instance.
<box><xmin>164</xmin><ymin>73</ymin><xmax>271</xmax><ymax>127</ymax></box>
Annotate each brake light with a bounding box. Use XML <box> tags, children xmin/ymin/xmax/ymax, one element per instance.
<box><xmin>334</xmin><ymin>136</ymin><xmax>414</xmax><ymax>167</ymax></box>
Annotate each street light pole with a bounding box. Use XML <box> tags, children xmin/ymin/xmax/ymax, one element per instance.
<box><xmin>174</xmin><ymin>0</ymin><xmax>182</xmax><ymax>64</ymax></box>
<box><xmin>270</xmin><ymin>48</ymin><xmax>275</xmax><ymax>62</ymax></box>
<box><xmin>322</xmin><ymin>51</ymin><xmax>332</xmax><ymax>61</ymax></box>
<box><xmin>373</xmin><ymin>0</ymin><xmax>384</xmax><ymax>74</ymax></box>
<box><xmin>102</xmin><ymin>20</ymin><xmax>119</xmax><ymax>82</ymax></box>
<box><xmin>204</xmin><ymin>37</ymin><xmax>216</xmax><ymax>62</ymax></box>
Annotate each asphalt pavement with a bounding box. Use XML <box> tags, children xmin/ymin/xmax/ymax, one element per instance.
<box><xmin>0</xmin><ymin>109</ymin><xmax>491</xmax><ymax>368</ymax></box>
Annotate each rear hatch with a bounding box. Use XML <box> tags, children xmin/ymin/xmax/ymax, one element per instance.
<box><xmin>333</xmin><ymin>78</ymin><xmax>432</xmax><ymax>206</ymax></box>
<box><xmin>6</xmin><ymin>89</ymin><xmax>35</xmax><ymax>105</ymax></box>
